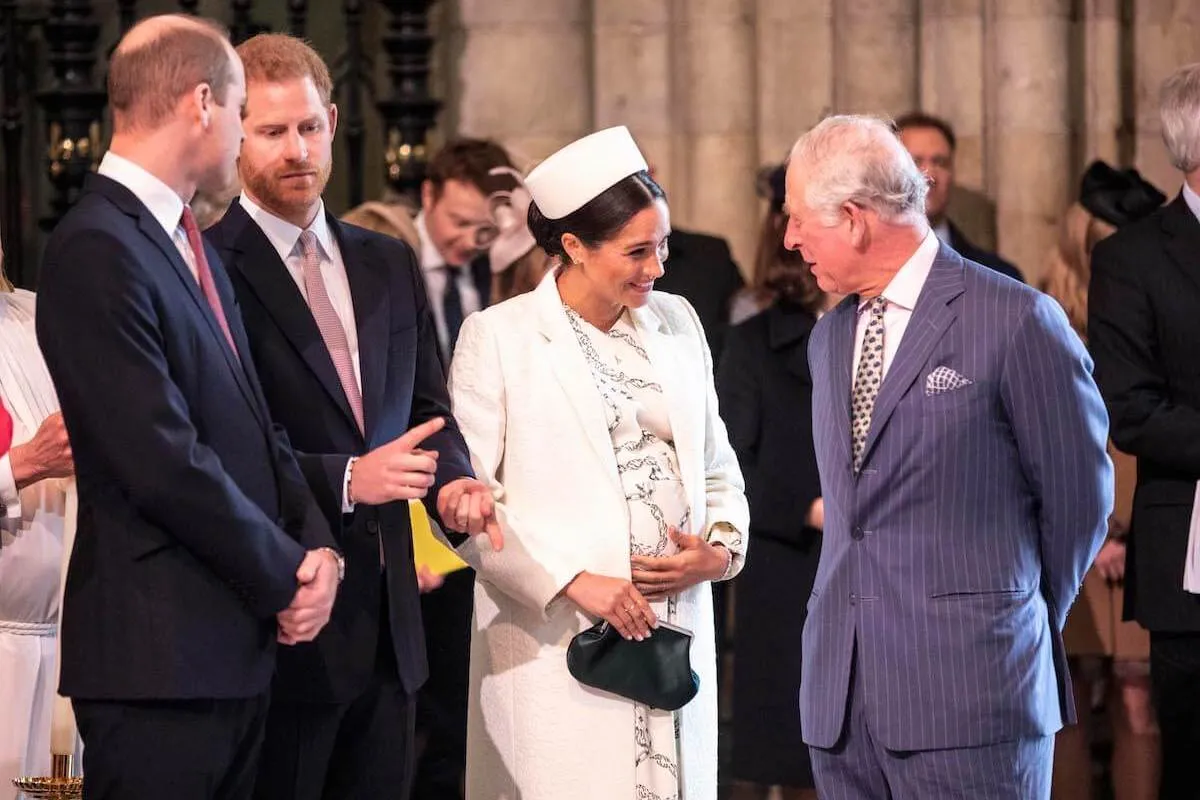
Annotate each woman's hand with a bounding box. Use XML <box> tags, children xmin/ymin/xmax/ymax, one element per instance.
<box><xmin>1094</xmin><ymin>538</ymin><xmax>1126</xmax><ymax>583</ymax></box>
<box><xmin>563</xmin><ymin>572</ymin><xmax>657</xmax><ymax>641</ymax></box>
<box><xmin>631</xmin><ymin>527</ymin><xmax>728</xmax><ymax>601</ymax></box>
<box><xmin>806</xmin><ymin>497</ymin><xmax>824</xmax><ymax>530</ymax></box>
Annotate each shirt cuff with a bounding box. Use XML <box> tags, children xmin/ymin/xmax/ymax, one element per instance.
<box><xmin>0</xmin><ymin>453</ymin><xmax>21</xmax><ymax>519</ymax></box>
<box><xmin>342</xmin><ymin>457</ymin><xmax>357</xmax><ymax>514</ymax></box>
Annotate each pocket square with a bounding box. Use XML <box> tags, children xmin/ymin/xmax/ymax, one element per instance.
<box><xmin>925</xmin><ymin>366</ymin><xmax>973</xmax><ymax>395</ymax></box>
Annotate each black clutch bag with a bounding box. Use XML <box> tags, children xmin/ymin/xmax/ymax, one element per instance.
<box><xmin>566</xmin><ymin>620</ymin><xmax>700</xmax><ymax>711</ymax></box>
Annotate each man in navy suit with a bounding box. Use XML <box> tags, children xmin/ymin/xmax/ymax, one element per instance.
<box><xmin>205</xmin><ymin>34</ymin><xmax>496</xmax><ymax>800</ymax></box>
<box><xmin>789</xmin><ymin>115</ymin><xmax>1111</xmax><ymax>798</ymax></box>
<box><xmin>35</xmin><ymin>16</ymin><xmax>341</xmax><ymax>800</ymax></box>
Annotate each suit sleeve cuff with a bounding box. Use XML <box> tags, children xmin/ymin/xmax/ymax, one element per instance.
<box><xmin>342</xmin><ymin>457</ymin><xmax>357</xmax><ymax>514</ymax></box>
<box><xmin>0</xmin><ymin>454</ymin><xmax>21</xmax><ymax>519</ymax></box>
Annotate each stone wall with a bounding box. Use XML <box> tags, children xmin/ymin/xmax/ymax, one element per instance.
<box><xmin>447</xmin><ymin>0</ymin><xmax>1200</xmax><ymax>284</ymax></box>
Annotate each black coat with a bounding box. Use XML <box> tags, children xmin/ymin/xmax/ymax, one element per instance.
<box><xmin>947</xmin><ymin>221</ymin><xmax>1025</xmax><ymax>283</ymax></box>
<box><xmin>657</xmin><ymin>228</ymin><xmax>745</xmax><ymax>362</ymax></box>
<box><xmin>206</xmin><ymin>202</ymin><xmax>474</xmax><ymax>700</ymax></box>
<box><xmin>1090</xmin><ymin>194</ymin><xmax>1200</xmax><ymax>632</ymax></box>
<box><xmin>715</xmin><ymin>301</ymin><xmax>822</xmax><ymax>787</ymax></box>
<box><xmin>37</xmin><ymin>175</ymin><xmax>334</xmax><ymax>701</ymax></box>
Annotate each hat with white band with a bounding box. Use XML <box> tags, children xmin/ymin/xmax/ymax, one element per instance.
<box><xmin>524</xmin><ymin>126</ymin><xmax>649</xmax><ymax>220</ymax></box>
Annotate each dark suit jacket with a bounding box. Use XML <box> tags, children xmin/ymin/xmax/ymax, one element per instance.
<box><xmin>1090</xmin><ymin>193</ymin><xmax>1200</xmax><ymax>632</ymax></box>
<box><xmin>657</xmin><ymin>228</ymin><xmax>745</xmax><ymax>361</ymax></box>
<box><xmin>946</xmin><ymin>221</ymin><xmax>1024</xmax><ymax>283</ymax></box>
<box><xmin>716</xmin><ymin>302</ymin><xmax>822</xmax><ymax>780</ymax></box>
<box><xmin>206</xmin><ymin>202</ymin><xmax>474</xmax><ymax>700</ymax></box>
<box><xmin>36</xmin><ymin>174</ymin><xmax>334</xmax><ymax>701</ymax></box>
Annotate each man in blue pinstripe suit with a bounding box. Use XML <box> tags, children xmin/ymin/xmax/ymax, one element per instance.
<box><xmin>787</xmin><ymin>115</ymin><xmax>1113</xmax><ymax>798</ymax></box>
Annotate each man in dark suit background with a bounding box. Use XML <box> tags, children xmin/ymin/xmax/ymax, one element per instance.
<box><xmin>1089</xmin><ymin>62</ymin><xmax>1200</xmax><ymax>800</ymax></box>
<box><xmin>35</xmin><ymin>16</ymin><xmax>341</xmax><ymax>799</ymax></box>
<box><xmin>895</xmin><ymin>111</ymin><xmax>1025</xmax><ymax>283</ymax></box>
<box><xmin>206</xmin><ymin>34</ymin><xmax>495</xmax><ymax>800</ymax></box>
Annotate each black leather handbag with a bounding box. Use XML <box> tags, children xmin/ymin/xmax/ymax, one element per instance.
<box><xmin>566</xmin><ymin>620</ymin><xmax>700</xmax><ymax>711</ymax></box>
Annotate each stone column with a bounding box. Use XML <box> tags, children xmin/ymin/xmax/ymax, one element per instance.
<box><xmin>987</xmin><ymin>0</ymin><xmax>1072</xmax><ymax>285</ymax></box>
<box><xmin>755</xmin><ymin>0</ymin><xmax>834</xmax><ymax>165</ymax></box>
<box><xmin>674</xmin><ymin>0</ymin><xmax>758</xmax><ymax>271</ymax></box>
<box><xmin>919</xmin><ymin>0</ymin><xmax>987</xmax><ymax>189</ymax></box>
<box><xmin>453</xmin><ymin>0</ymin><xmax>591</xmax><ymax>167</ymax></box>
<box><xmin>832</xmin><ymin>0</ymin><xmax>918</xmax><ymax>116</ymax></box>
<box><xmin>1131</xmin><ymin>2</ymin><xmax>1200</xmax><ymax>193</ymax></box>
<box><xmin>1079</xmin><ymin>0</ymin><xmax>1123</xmax><ymax>168</ymax></box>
<box><xmin>592</xmin><ymin>0</ymin><xmax>674</xmax><ymax>191</ymax></box>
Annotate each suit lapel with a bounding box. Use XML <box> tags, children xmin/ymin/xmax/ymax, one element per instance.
<box><xmin>334</xmin><ymin>216</ymin><xmax>389</xmax><ymax>446</ymax></box>
<box><xmin>532</xmin><ymin>273</ymin><xmax>622</xmax><ymax>491</ymax></box>
<box><xmin>631</xmin><ymin>302</ymin><xmax>699</xmax><ymax>516</ymax></box>
<box><xmin>859</xmin><ymin>246</ymin><xmax>965</xmax><ymax>467</ymax></box>
<box><xmin>1163</xmin><ymin>194</ymin><xmax>1200</xmax><ymax>296</ymax></box>
<box><xmin>220</xmin><ymin>203</ymin><xmax>363</xmax><ymax>439</ymax></box>
<box><xmin>825</xmin><ymin>298</ymin><xmax>857</xmax><ymax>469</ymax></box>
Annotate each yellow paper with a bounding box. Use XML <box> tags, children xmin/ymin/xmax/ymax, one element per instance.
<box><xmin>410</xmin><ymin>499</ymin><xmax>468</xmax><ymax>575</ymax></box>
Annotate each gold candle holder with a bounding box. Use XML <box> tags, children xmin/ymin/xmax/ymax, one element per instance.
<box><xmin>12</xmin><ymin>754</ymin><xmax>82</xmax><ymax>799</ymax></box>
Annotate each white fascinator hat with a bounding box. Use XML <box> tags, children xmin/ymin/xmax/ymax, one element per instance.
<box><xmin>485</xmin><ymin>166</ymin><xmax>538</xmax><ymax>274</ymax></box>
<box><xmin>524</xmin><ymin>126</ymin><xmax>649</xmax><ymax>220</ymax></box>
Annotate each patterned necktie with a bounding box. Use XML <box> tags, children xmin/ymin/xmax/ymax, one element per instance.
<box><xmin>299</xmin><ymin>231</ymin><xmax>364</xmax><ymax>434</ymax></box>
<box><xmin>851</xmin><ymin>296</ymin><xmax>887</xmax><ymax>472</ymax></box>
<box><xmin>442</xmin><ymin>265</ymin><xmax>465</xmax><ymax>356</ymax></box>
<box><xmin>180</xmin><ymin>206</ymin><xmax>239</xmax><ymax>360</ymax></box>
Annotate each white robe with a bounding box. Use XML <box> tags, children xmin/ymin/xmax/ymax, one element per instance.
<box><xmin>0</xmin><ymin>290</ymin><xmax>76</xmax><ymax>796</ymax></box>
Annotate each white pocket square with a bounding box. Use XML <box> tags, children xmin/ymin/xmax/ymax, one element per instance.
<box><xmin>925</xmin><ymin>366</ymin><xmax>973</xmax><ymax>395</ymax></box>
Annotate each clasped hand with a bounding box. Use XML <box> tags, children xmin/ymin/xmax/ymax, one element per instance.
<box><xmin>631</xmin><ymin>527</ymin><xmax>727</xmax><ymax>601</ymax></box>
<box><xmin>277</xmin><ymin>548</ymin><xmax>340</xmax><ymax>645</ymax></box>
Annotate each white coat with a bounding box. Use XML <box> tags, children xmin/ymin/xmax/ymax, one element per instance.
<box><xmin>450</xmin><ymin>270</ymin><xmax>749</xmax><ymax>800</ymax></box>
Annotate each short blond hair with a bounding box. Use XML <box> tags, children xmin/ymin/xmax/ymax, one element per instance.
<box><xmin>108</xmin><ymin>15</ymin><xmax>234</xmax><ymax>132</ymax></box>
<box><xmin>236</xmin><ymin>33</ymin><xmax>333</xmax><ymax>105</ymax></box>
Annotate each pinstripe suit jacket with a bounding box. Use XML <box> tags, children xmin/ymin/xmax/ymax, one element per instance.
<box><xmin>802</xmin><ymin>244</ymin><xmax>1112</xmax><ymax>751</ymax></box>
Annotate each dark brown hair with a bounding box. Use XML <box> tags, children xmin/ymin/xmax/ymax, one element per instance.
<box><xmin>236</xmin><ymin>33</ymin><xmax>332</xmax><ymax>105</ymax></box>
<box><xmin>749</xmin><ymin>209</ymin><xmax>823</xmax><ymax>313</ymax></box>
<box><xmin>527</xmin><ymin>172</ymin><xmax>666</xmax><ymax>261</ymax></box>
<box><xmin>893</xmin><ymin>111</ymin><xmax>958</xmax><ymax>153</ymax></box>
<box><xmin>108</xmin><ymin>17</ymin><xmax>234</xmax><ymax>132</ymax></box>
<box><xmin>426</xmin><ymin>139</ymin><xmax>517</xmax><ymax>198</ymax></box>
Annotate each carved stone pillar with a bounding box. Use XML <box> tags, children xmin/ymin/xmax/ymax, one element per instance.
<box><xmin>920</xmin><ymin>0</ymin><xmax>986</xmax><ymax>189</ymax></box>
<box><xmin>1079</xmin><ymin>0</ymin><xmax>1124</xmax><ymax>167</ymax></box>
<box><xmin>988</xmin><ymin>0</ymin><xmax>1072</xmax><ymax>285</ymax></box>
<box><xmin>756</xmin><ymin>0</ymin><xmax>834</xmax><ymax>165</ymax></box>
<box><xmin>833</xmin><ymin>0</ymin><xmax>918</xmax><ymax>115</ymax></box>
<box><xmin>1131</xmin><ymin>1</ymin><xmax>1200</xmax><ymax>192</ymax></box>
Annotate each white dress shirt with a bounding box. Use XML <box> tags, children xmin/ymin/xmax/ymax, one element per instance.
<box><xmin>414</xmin><ymin>211</ymin><xmax>483</xmax><ymax>357</ymax></box>
<box><xmin>1183</xmin><ymin>181</ymin><xmax>1200</xmax><ymax>225</ymax></box>
<box><xmin>98</xmin><ymin>152</ymin><xmax>197</xmax><ymax>281</ymax></box>
<box><xmin>239</xmin><ymin>194</ymin><xmax>361</xmax><ymax>513</ymax></box>
<box><xmin>851</xmin><ymin>230</ymin><xmax>941</xmax><ymax>380</ymax></box>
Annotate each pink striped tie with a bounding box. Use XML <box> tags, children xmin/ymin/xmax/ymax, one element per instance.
<box><xmin>299</xmin><ymin>231</ymin><xmax>364</xmax><ymax>434</ymax></box>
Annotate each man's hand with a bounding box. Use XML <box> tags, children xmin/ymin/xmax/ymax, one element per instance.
<box><xmin>806</xmin><ymin>497</ymin><xmax>825</xmax><ymax>530</ymax></box>
<box><xmin>277</xmin><ymin>548</ymin><xmax>340</xmax><ymax>645</ymax></box>
<box><xmin>10</xmin><ymin>412</ymin><xmax>73</xmax><ymax>489</ymax></box>
<box><xmin>436</xmin><ymin>477</ymin><xmax>503</xmax><ymax>550</ymax></box>
<box><xmin>349</xmin><ymin>417</ymin><xmax>445</xmax><ymax>505</ymax></box>
<box><xmin>1093</xmin><ymin>539</ymin><xmax>1127</xmax><ymax>583</ymax></box>
<box><xmin>631</xmin><ymin>527</ymin><xmax>727</xmax><ymax>601</ymax></box>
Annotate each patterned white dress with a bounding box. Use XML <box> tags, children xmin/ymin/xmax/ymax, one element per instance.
<box><xmin>566</xmin><ymin>305</ymin><xmax>689</xmax><ymax>800</ymax></box>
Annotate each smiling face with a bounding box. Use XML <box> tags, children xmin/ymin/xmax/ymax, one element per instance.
<box><xmin>238</xmin><ymin>74</ymin><xmax>335</xmax><ymax>227</ymax></box>
<box><xmin>561</xmin><ymin>199</ymin><xmax>672</xmax><ymax>316</ymax></box>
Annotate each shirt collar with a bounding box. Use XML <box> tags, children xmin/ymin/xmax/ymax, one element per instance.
<box><xmin>238</xmin><ymin>192</ymin><xmax>334</xmax><ymax>264</ymax></box>
<box><xmin>414</xmin><ymin>211</ymin><xmax>446</xmax><ymax>273</ymax></box>
<box><xmin>1183</xmin><ymin>182</ymin><xmax>1200</xmax><ymax>226</ymax></box>
<box><xmin>858</xmin><ymin>229</ymin><xmax>940</xmax><ymax>313</ymax></box>
<box><xmin>98</xmin><ymin>152</ymin><xmax>185</xmax><ymax>238</ymax></box>
<box><xmin>932</xmin><ymin>218</ymin><xmax>952</xmax><ymax>244</ymax></box>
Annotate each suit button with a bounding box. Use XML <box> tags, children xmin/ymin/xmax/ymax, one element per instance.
<box><xmin>849</xmin><ymin>593</ymin><xmax>858</xmax><ymax>605</ymax></box>
<box><xmin>851</xmin><ymin>527</ymin><xmax>865</xmax><ymax>541</ymax></box>
<box><xmin>366</xmin><ymin>520</ymin><xmax>379</xmax><ymax>535</ymax></box>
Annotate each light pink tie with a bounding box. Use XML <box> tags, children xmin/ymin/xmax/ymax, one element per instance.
<box><xmin>299</xmin><ymin>231</ymin><xmax>364</xmax><ymax>434</ymax></box>
<box><xmin>181</xmin><ymin>206</ymin><xmax>239</xmax><ymax>360</ymax></box>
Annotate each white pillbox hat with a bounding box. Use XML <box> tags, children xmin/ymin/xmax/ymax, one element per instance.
<box><xmin>523</xmin><ymin>126</ymin><xmax>649</xmax><ymax>220</ymax></box>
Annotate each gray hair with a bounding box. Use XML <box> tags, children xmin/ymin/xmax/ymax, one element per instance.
<box><xmin>1160</xmin><ymin>64</ymin><xmax>1200</xmax><ymax>173</ymax></box>
<box><xmin>789</xmin><ymin>114</ymin><xmax>928</xmax><ymax>226</ymax></box>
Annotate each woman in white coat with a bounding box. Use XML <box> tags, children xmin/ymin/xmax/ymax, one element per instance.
<box><xmin>445</xmin><ymin>126</ymin><xmax>749</xmax><ymax>800</ymax></box>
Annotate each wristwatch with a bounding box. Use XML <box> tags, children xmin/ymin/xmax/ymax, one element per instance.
<box><xmin>315</xmin><ymin>547</ymin><xmax>346</xmax><ymax>584</ymax></box>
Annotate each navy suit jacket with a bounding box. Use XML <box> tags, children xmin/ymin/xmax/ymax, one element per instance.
<box><xmin>206</xmin><ymin>201</ymin><xmax>474</xmax><ymax>699</ymax></box>
<box><xmin>36</xmin><ymin>174</ymin><xmax>334</xmax><ymax>701</ymax></box>
<box><xmin>802</xmin><ymin>244</ymin><xmax>1111</xmax><ymax>751</ymax></box>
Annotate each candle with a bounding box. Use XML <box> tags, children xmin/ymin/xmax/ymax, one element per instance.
<box><xmin>49</xmin><ymin>479</ymin><xmax>79</xmax><ymax>758</ymax></box>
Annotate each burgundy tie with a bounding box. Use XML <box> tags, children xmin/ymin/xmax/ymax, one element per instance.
<box><xmin>180</xmin><ymin>206</ymin><xmax>239</xmax><ymax>359</ymax></box>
